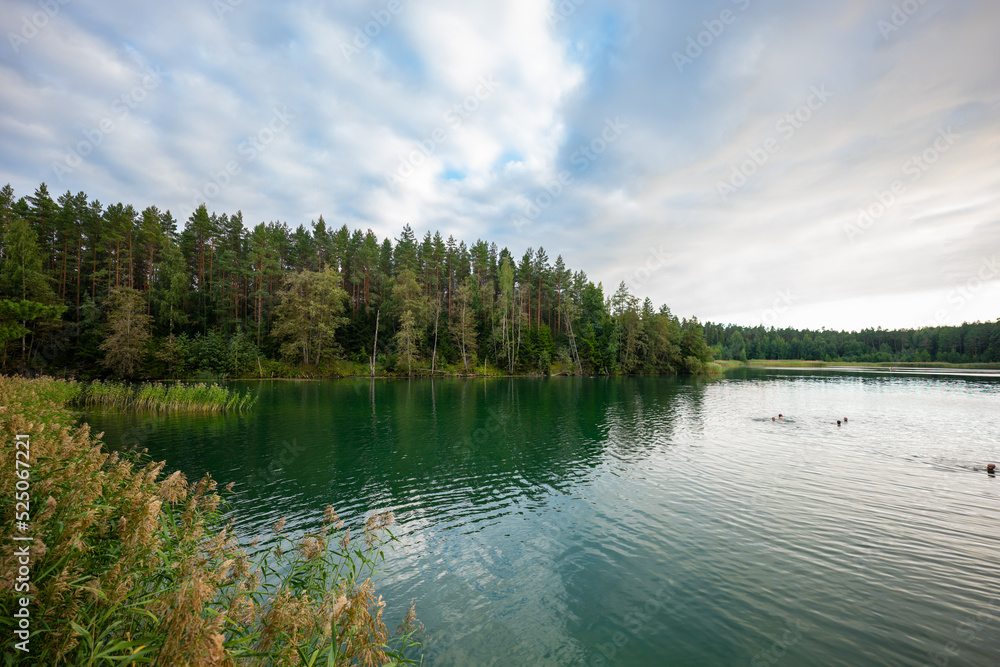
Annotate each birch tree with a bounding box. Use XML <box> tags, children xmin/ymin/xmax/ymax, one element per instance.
<box><xmin>272</xmin><ymin>268</ymin><xmax>348</xmax><ymax>365</ymax></box>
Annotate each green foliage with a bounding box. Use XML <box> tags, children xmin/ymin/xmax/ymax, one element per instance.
<box><xmin>680</xmin><ymin>317</ymin><xmax>713</xmax><ymax>366</ymax></box>
<box><xmin>229</xmin><ymin>328</ymin><xmax>261</xmax><ymax>377</ymax></box>
<box><xmin>272</xmin><ymin>268</ymin><xmax>349</xmax><ymax>366</ymax></box>
<box><xmin>0</xmin><ymin>217</ymin><xmax>54</xmax><ymax>303</ymax></box>
<box><xmin>189</xmin><ymin>329</ymin><xmax>229</xmax><ymax>377</ymax></box>
<box><xmin>392</xmin><ymin>269</ymin><xmax>427</xmax><ymax>376</ymax></box>
<box><xmin>76</xmin><ymin>378</ymin><xmax>257</xmax><ymax>413</ymax></box>
<box><xmin>701</xmin><ymin>320</ymin><xmax>1000</xmax><ymax>365</ymax></box>
<box><xmin>394</xmin><ymin>309</ymin><xmax>420</xmax><ymax>375</ymax></box>
<box><xmin>100</xmin><ymin>287</ymin><xmax>152</xmax><ymax>379</ymax></box>
<box><xmin>151</xmin><ymin>333</ymin><xmax>190</xmax><ymax>379</ymax></box>
<box><xmin>0</xmin><ymin>216</ymin><xmax>65</xmax><ymax>368</ymax></box>
<box><xmin>449</xmin><ymin>277</ymin><xmax>480</xmax><ymax>373</ymax></box>
<box><xmin>0</xmin><ymin>300</ymin><xmax>64</xmax><ymax>346</ymax></box>
<box><xmin>11</xmin><ymin>179</ymin><xmax>996</xmax><ymax>379</ymax></box>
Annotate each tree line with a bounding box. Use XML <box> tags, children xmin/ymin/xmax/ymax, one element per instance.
<box><xmin>0</xmin><ymin>182</ymin><xmax>715</xmax><ymax>379</ymax></box>
<box><xmin>703</xmin><ymin>320</ymin><xmax>1000</xmax><ymax>364</ymax></box>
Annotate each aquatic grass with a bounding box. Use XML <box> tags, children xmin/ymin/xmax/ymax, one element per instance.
<box><xmin>0</xmin><ymin>375</ymin><xmax>421</xmax><ymax>665</ymax></box>
<box><xmin>76</xmin><ymin>380</ymin><xmax>258</xmax><ymax>414</ymax></box>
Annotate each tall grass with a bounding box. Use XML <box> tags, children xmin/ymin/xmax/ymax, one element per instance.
<box><xmin>76</xmin><ymin>380</ymin><xmax>258</xmax><ymax>414</ymax></box>
<box><xmin>0</xmin><ymin>376</ymin><xmax>421</xmax><ymax>665</ymax></box>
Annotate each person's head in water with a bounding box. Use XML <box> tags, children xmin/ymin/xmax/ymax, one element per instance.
<box><xmin>771</xmin><ymin>417</ymin><xmax>776</xmax><ymax>422</ymax></box>
<box><xmin>843</xmin><ymin>417</ymin><xmax>848</xmax><ymax>423</ymax></box>
<box><xmin>778</xmin><ymin>414</ymin><xmax>784</xmax><ymax>419</ymax></box>
<box><xmin>989</xmin><ymin>463</ymin><xmax>996</xmax><ymax>474</ymax></box>
<box><xmin>837</xmin><ymin>420</ymin><xmax>841</xmax><ymax>426</ymax></box>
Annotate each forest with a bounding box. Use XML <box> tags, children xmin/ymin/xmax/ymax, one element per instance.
<box><xmin>0</xmin><ymin>181</ymin><xmax>995</xmax><ymax>380</ymax></box>
<box><xmin>702</xmin><ymin>319</ymin><xmax>1000</xmax><ymax>365</ymax></box>
<box><xmin>0</xmin><ymin>182</ymin><xmax>714</xmax><ymax>379</ymax></box>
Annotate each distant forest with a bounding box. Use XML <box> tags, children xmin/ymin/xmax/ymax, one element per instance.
<box><xmin>702</xmin><ymin>320</ymin><xmax>1000</xmax><ymax>365</ymax></box>
<box><xmin>0</xmin><ymin>182</ymin><xmax>995</xmax><ymax>380</ymax></box>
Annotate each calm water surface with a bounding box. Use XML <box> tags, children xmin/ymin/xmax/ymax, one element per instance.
<box><xmin>85</xmin><ymin>370</ymin><xmax>1000</xmax><ymax>666</ymax></box>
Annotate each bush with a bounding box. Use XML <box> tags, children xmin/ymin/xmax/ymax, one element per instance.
<box><xmin>258</xmin><ymin>357</ymin><xmax>298</xmax><ymax>378</ymax></box>
<box><xmin>0</xmin><ymin>376</ymin><xmax>421</xmax><ymax>665</ymax></box>
<box><xmin>683</xmin><ymin>355</ymin><xmax>705</xmax><ymax>375</ymax></box>
<box><xmin>187</xmin><ymin>331</ymin><xmax>229</xmax><ymax>377</ymax></box>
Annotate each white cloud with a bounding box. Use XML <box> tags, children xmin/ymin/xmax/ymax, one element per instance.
<box><xmin>1</xmin><ymin>0</ymin><xmax>998</xmax><ymax>329</ymax></box>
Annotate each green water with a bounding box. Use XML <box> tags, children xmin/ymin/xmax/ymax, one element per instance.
<box><xmin>85</xmin><ymin>370</ymin><xmax>1000</xmax><ymax>665</ymax></box>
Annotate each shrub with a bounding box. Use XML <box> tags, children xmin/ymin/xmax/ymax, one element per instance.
<box><xmin>0</xmin><ymin>376</ymin><xmax>421</xmax><ymax>665</ymax></box>
<box><xmin>188</xmin><ymin>331</ymin><xmax>230</xmax><ymax>377</ymax></box>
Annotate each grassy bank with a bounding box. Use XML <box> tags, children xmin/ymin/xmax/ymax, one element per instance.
<box><xmin>76</xmin><ymin>380</ymin><xmax>258</xmax><ymax>413</ymax></box>
<box><xmin>178</xmin><ymin>357</ymin><xmax>720</xmax><ymax>381</ymax></box>
<box><xmin>0</xmin><ymin>375</ymin><xmax>420</xmax><ymax>665</ymax></box>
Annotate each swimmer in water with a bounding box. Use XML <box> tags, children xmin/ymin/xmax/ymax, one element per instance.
<box><xmin>837</xmin><ymin>420</ymin><xmax>841</xmax><ymax>426</ymax></box>
<box><xmin>771</xmin><ymin>417</ymin><xmax>776</xmax><ymax>422</ymax></box>
<box><xmin>843</xmin><ymin>417</ymin><xmax>848</xmax><ymax>423</ymax></box>
<box><xmin>778</xmin><ymin>414</ymin><xmax>784</xmax><ymax>419</ymax></box>
<box><xmin>989</xmin><ymin>463</ymin><xmax>996</xmax><ymax>475</ymax></box>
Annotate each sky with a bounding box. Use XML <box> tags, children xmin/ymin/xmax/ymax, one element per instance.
<box><xmin>1</xmin><ymin>0</ymin><xmax>998</xmax><ymax>332</ymax></box>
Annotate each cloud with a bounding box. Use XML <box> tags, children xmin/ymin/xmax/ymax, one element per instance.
<box><xmin>1</xmin><ymin>0</ymin><xmax>998</xmax><ymax>329</ymax></box>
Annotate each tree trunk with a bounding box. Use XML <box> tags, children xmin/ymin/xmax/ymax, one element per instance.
<box><xmin>371</xmin><ymin>308</ymin><xmax>380</xmax><ymax>377</ymax></box>
<box><xmin>460</xmin><ymin>299</ymin><xmax>469</xmax><ymax>373</ymax></box>
<box><xmin>566</xmin><ymin>311</ymin><xmax>582</xmax><ymax>374</ymax></box>
<box><xmin>128</xmin><ymin>227</ymin><xmax>134</xmax><ymax>289</ymax></box>
<box><xmin>431</xmin><ymin>300</ymin><xmax>440</xmax><ymax>373</ymax></box>
<box><xmin>76</xmin><ymin>232</ymin><xmax>81</xmax><ymax>321</ymax></box>
<box><xmin>147</xmin><ymin>241</ymin><xmax>154</xmax><ymax>315</ymax></box>
<box><xmin>60</xmin><ymin>239</ymin><xmax>67</xmax><ymax>297</ymax></box>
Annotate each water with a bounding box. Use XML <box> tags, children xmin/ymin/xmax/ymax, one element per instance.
<box><xmin>84</xmin><ymin>370</ymin><xmax>1000</xmax><ymax>666</ymax></box>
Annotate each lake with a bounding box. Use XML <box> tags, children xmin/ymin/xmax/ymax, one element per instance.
<box><xmin>84</xmin><ymin>369</ymin><xmax>1000</xmax><ymax>666</ymax></box>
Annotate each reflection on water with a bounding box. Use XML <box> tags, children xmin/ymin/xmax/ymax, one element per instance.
<box><xmin>85</xmin><ymin>371</ymin><xmax>1000</xmax><ymax>666</ymax></box>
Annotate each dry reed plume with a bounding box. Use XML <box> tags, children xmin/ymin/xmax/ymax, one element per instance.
<box><xmin>0</xmin><ymin>375</ymin><xmax>421</xmax><ymax>665</ymax></box>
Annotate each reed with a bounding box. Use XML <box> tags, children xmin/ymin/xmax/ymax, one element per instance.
<box><xmin>76</xmin><ymin>380</ymin><xmax>258</xmax><ymax>414</ymax></box>
<box><xmin>0</xmin><ymin>375</ymin><xmax>421</xmax><ymax>665</ymax></box>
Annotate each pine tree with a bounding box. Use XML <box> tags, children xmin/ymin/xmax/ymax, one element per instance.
<box><xmin>0</xmin><ymin>184</ymin><xmax>15</xmax><ymax>242</ymax></box>
<box><xmin>27</xmin><ymin>183</ymin><xmax>58</xmax><ymax>274</ymax></box>
<box><xmin>394</xmin><ymin>224</ymin><xmax>418</xmax><ymax>274</ymax></box>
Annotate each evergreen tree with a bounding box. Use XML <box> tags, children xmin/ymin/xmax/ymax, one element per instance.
<box><xmin>0</xmin><ymin>217</ymin><xmax>64</xmax><ymax>366</ymax></box>
<box><xmin>0</xmin><ymin>184</ymin><xmax>15</xmax><ymax>242</ymax></box>
<box><xmin>27</xmin><ymin>183</ymin><xmax>58</xmax><ymax>273</ymax></box>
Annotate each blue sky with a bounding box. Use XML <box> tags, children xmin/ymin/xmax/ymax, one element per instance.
<box><xmin>2</xmin><ymin>0</ymin><xmax>998</xmax><ymax>331</ymax></box>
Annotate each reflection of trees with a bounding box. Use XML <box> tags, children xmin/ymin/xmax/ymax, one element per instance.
<box><xmin>85</xmin><ymin>377</ymin><xmax>716</xmax><ymax>530</ymax></box>
<box><xmin>598</xmin><ymin>376</ymin><xmax>719</xmax><ymax>460</ymax></box>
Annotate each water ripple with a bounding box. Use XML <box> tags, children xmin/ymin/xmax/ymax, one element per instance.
<box><xmin>84</xmin><ymin>373</ymin><xmax>1000</xmax><ymax>666</ymax></box>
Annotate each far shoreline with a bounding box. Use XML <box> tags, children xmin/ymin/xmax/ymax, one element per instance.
<box><xmin>116</xmin><ymin>358</ymin><xmax>1000</xmax><ymax>384</ymax></box>
<box><xmin>713</xmin><ymin>359</ymin><xmax>1000</xmax><ymax>377</ymax></box>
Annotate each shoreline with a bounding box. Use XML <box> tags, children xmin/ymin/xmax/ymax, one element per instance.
<box><xmin>714</xmin><ymin>359</ymin><xmax>1000</xmax><ymax>370</ymax></box>
<box><xmin>50</xmin><ymin>359</ymin><xmax>1000</xmax><ymax>384</ymax></box>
